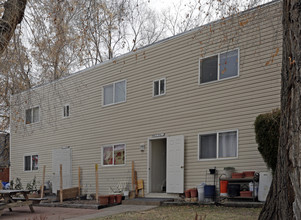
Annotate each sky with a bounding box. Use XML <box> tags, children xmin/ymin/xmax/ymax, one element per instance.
<box><xmin>147</xmin><ymin>0</ymin><xmax>273</xmax><ymax>12</ymax></box>
<box><xmin>147</xmin><ymin>0</ymin><xmax>190</xmax><ymax>10</ymax></box>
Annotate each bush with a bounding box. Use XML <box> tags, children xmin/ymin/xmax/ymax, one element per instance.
<box><xmin>254</xmin><ymin>109</ymin><xmax>280</xmax><ymax>173</ymax></box>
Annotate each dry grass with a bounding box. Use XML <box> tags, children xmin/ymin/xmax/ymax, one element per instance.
<box><xmin>95</xmin><ymin>205</ymin><xmax>261</xmax><ymax>220</ymax></box>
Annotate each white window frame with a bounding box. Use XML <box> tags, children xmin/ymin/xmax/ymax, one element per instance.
<box><xmin>62</xmin><ymin>104</ymin><xmax>70</xmax><ymax>118</ymax></box>
<box><xmin>25</xmin><ymin>106</ymin><xmax>40</xmax><ymax>125</ymax></box>
<box><xmin>198</xmin><ymin>48</ymin><xmax>240</xmax><ymax>85</ymax></box>
<box><xmin>198</xmin><ymin>129</ymin><xmax>238</xmax><ymax>161</ymax></box>
<box><xmin>23</xmin><ymin>153</ymin><xmax>39</xmax><ymax>172</ymax></box>
<box><xmin>102</xmin><ymin>79</ymin><xmax>127</xmax><ymax>107</ymax></box>
<box><xmin>153</xmin><ymin>78</ymin><xmax>166</xmax><ymax>97</ymax></box>
<box><xmin>101</xmin><ymin>143</ymin><xmax>126</xmax><ymax>167</ymax></box>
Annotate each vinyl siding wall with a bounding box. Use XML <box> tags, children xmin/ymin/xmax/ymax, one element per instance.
<box><xmin>10</xmin><ymin>1</ymin><xmax>282</xmax><ymax>194</ymax></box>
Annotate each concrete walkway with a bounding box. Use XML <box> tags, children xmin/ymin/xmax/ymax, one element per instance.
<box><xmin>66</xmin><ymin>205</ymin><xmax>157</xmax><ymax>220</ymax></box>
<box><xmin>0</xmin><ymin>205</ymin><xmax>157</xmax><ymax>220</ymax></box>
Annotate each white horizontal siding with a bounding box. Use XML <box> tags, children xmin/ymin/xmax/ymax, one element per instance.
<box><xmin>10</xmin><ymin>2</ymin><xmax>282</xmax><ymax>194</ymax></box>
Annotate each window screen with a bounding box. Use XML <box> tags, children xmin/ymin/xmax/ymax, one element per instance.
<box><xmin>160</xmin><ymin>79</ymin><xmax>165</xmax><ymax>94</ymax></box>
<box><xmin>219</xmin><ymin>131</ymin><xmax>237</xmax><ymax>158</ymax></box>
<box><xmin>24</xmin><ymin>156</ymin><xmax>31</xmax><ymax>171</ymax></box>
<box><xmin>154</xmin><ymin>81</ymin><xmax>159</xmax><ymax>96</ymax></box>
<box><xmin>153</xmin><ymin>79</ymin><xmax>165</xmax><ymax>96</ymax></box>
<box><xmin>25</xmin><ymin>107</ymin><xmax>40</xmax><ymax>124</ymax></box>
<box><xmin>33</xmin><ymin>107</ymin><xmax>39</xmax><ymax>123</ymax></box>
<box><xmin>103</xmin><ymin>146</ymin><xmax>113</xmax><ymax>165</ymax></box>
<box><xmin>26</xmin><ymin>109</ymin><xmax>32</xmax><ymax>124</ymax></box>
<box><xmin>63</xmin><ymin>105</ymin><xmax>70</xmax><ymax>117</ymax></box>
<box><xmin>199</xmin><ymin>133</ymin><xmax>217</xmax><ymax>159</ymax></box>
<box><xmin>103</xmin><ymin>80</ymin><xmax>126</xmax><ymax>106</ymax></box>
<box><xmin>104</xmin><ymin>84</ymin><xmax>114</xmax><ymax>105</ymax></box>
<box><xmin>219</xmin><ymin>50</ymin><xmax>238</xmax><ymax>79</ymax></box>
<box><xmin>115</xmin><ymin>81</ymin><xmax>126</xmax><ymax>103</ymax></box>
<box><xmin>200</xmin><ymin>55</ymin><xmax>218</xmax><ymax>83</ymax></box>
<box><xmin>114</xmin><ymin>144</ymin><xmax>125</xmax><ymax>165</ymax></box>
<box><xmin>199</xmin><ymin>49</ymin><xmax>239</xmax><ymax>84</ymax></box>
<box><xmin>32</xmin><ymin>155</ymin><xmax>39</xmax><ymax>170</ymax></box>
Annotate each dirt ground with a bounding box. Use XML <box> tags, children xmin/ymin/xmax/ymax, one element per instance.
<box><xmin>96</xmin><ymin>205</ymin><xmax>261</xmax><ymax>220</ymax></box>
<box><xmin>0</xmin><ymin>206</ymin><xmax>100</xmax><ymax>220</ymax></box>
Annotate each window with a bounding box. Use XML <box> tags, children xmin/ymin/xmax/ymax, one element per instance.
<box><xmin>63</xmin><ymin>105</ymin><xmax>70</xmax><ymax>118</ymax></box>
<box><xmin>199</xmin><ymin>130</ymin><xmax>237</xmax><ymax>160</ymax></box>
<box><xmin>153</xmin><ymin>78</ymin><xmax>166</xmax><ymax>97</ymax></box>
<box><xmin>24</xmin><ymin>154</ymin><xmax>39</xmax><ymax>171</ymax></box>
<box><xmin>103</xmin><ymin>80</ymin><xmax>126</xmax><ymax>106</ymax></box>
<box><xmin>102</xmin><ymin>144</ymin><xmax>125</xmax><ymax>166</ymax></box>
<box><xmin>25</xmin><ymin>107</ymin><xmax>40</xmax><ymax>124</ymax></box>
<box><xmin>200</xmin><ymin>49</ymin><xmax>239</xmax><ymax>84</ymax></box>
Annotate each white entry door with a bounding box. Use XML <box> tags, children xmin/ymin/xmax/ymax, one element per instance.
<box><xmin>52</xmin><ymin>148</ymin><xmax>72</xmax><ymax>194</ymax></box>
<box><xmin>166</xmin><ymin>135</ymin><xmax>184</xmax><ymax>193</ymax></box>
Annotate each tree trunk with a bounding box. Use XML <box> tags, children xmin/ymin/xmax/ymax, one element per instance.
<box><xmin>0</xmin><ymin>0</ymin><xmax>27</xmax><ymax>55</ymax></box>
<box><xmin>259</xmin><ymin>1</ymin><xmax>301</xmax><ymax>219</ymax></box>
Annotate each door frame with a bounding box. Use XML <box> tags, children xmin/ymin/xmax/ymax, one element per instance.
<box><xmin>147</xmin><ymin>136</ymin><xmax>167</xmax><ymax>194</ymax></box>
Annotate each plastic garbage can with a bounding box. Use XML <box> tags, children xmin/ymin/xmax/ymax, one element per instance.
<box><xmin>197</xmin><ymin>183</ymin><xmax>206</xmax><ymax>202</ymax></box>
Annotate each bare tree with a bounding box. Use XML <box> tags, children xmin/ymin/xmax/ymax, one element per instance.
<box><xmin>0</xmin><ymin>0</ymin><xmax>27</xmax><ymax>55</ymax></box>
<box><xmin>28</xmin><ymin>0</ymin><xmax>82</xmax><ymax>83</ymax></box>
<box><xmin>259</xmin><ymin>0</ymin><xmax>301</xmax><ymax>219</ymax></box>
<box><xmin>76</xmin><ymin>0</ymin><xmax>163</xmax><ymax>67</ymax></box>
<box><xmin>0</xmin><ymin>28</ymin><xmax>31</xmax><ymax>130</ymax></box>
<box><xmin>124</xmin><ymin>0</ymin><xmax>165</xmax><ymax>51</ymax></box>
<box><xmin>76</xmin><ymin>0</ymin><xmax>129</xmax><ymax>67</ymax></box>
<box><xmin>160</xmin><ymin>0</ymin><xmax>271</xmax><ymax>36</ymax></box>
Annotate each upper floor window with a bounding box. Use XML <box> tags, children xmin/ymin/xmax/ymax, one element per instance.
<box><xmin>24</xmin><ymin>154</ymin><xmax>39</xmax><ymax>171</ymax></box>
<box><xmin>63</xmin><ymin>105</ymin><xmax>70</xmax><ymax>118</ymax></box>
<box><xmin>199</xmin><ymin>49</ymin><xmax>239</xmax><ymax>84</ymax></box>
<box><xmin>25</xmin><ymin>107</ymin><xmax>40</xmax><ymax>124</ymax></box>
<box><xmin>102</xmin><ymin>144</ymin><xmax>126</xmax><ymax>166</ymax></box>
<box><xmin>199</xmin><ymin>130</ymin><xmax>238</xmax><ymax>160</ymax></box>
<box><xmin>103</xmin><ymin>80</ymin><xmax>126</xmax><ymax>106</ymax></box>
<box><xmin>153</xmin><ymin>78</ymin><xmax>166</xmax><ymax>97</ymax></box>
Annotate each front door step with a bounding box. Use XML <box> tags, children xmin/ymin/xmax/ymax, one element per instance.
<box><xmin>146</xmin><ymin>193</ymin><xmax>180</xmax><ymax>199</ymax></box>
<box><xmin>122</xmin><ymin>198</ymin><xmax>174</xmax><ymax>206</ymax></box>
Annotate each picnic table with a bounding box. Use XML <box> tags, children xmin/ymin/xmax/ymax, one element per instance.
<box><xmin>0</xmin><ymin>190</ymin><xmax>35</xmax><ymax>216</ymax></box>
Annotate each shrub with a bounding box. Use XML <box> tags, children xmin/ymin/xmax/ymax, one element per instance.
<box><xmin>254</xmin><ymin>109</ymin><xmax>280</xmax><ymax>173</ymax></box>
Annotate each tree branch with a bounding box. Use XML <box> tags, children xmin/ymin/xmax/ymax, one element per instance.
<box><xmin>0</xmin><ymin>0</ymin><xmax>27</xmax><ymax>55</ymax></box>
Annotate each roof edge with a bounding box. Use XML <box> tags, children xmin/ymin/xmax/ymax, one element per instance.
<box><xmin>14</xmin><ymin>0</ymin><xmax>281</xmax><ymax>96</ymax></box>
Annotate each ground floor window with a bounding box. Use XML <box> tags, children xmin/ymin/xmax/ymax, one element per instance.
<box><xmin>102</xmin><ymin>144</ymin><xmax>125</xmax><ymax>166</ymax></box>
<box><xmin>24</xmin><ymin>154</ymin><xmax>39</xmax><ymax>171</ymax></box>
<box><xmin>199</xmin><ymin>130</ymin><xmax>238</xmax><ymax>160</ymax></box>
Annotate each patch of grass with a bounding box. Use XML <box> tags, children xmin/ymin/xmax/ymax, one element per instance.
<box><xmin>95</xmin><ymin>205</ymin><xmax>261</xmax><ymax>220</ymax></box>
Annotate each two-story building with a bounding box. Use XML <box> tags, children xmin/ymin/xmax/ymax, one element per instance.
<box><xmin>10</xmin><ymin>0</ymin><xmax>282</xmax><ymax>196</ymax></box>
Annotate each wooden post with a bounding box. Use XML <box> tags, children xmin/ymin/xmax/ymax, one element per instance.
<box><xmin>41</xmin><ymin>165</ymin><xmax>46</xmax><ymax>198</ymax></box>
<box><xmin>60</xmin><ymin>164</ymin><xmax>63</xmax><ymax>203</ymax></box>
<box><xmin>95</xmin><ymin>164</ymin><xmax>98</xmax><ymax>202</ymax></box>
<box><xmin>132</xmin><ymin>161</ymin><xmax>135</xmax><ymax>191</ymax></box>
<box><xmin>78</xmin><ymin>166</ymin><xmax>81</xmax><ymax>197</ymax></box>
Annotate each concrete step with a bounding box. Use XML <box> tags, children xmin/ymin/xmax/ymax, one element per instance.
<box><xmin>122</xmin><ymin>198</ymin><xmax>174</xmax><ymax>206</ymax></box>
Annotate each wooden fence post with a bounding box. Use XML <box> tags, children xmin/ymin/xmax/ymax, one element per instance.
<box><xmin>132</xmin><ymin>161</ymin><xmax>135</xmax><ymax>191</ymax></box>
<box><xmin>60</xmin><ymin>164</ymin><xmax>63</xmax><ymax>203</ymax></box>
<box><xmin>41</xmin><ymin>165</ymin><xmax>46</xmax><ymax>198</ymax></box>
<box><xmin>78</xmin><ymin>166</ymin><xmax>81</xmax><ymax>197</ymax></box>
<box><xmin>95</xmin><ymin>164</ymin><xmax>99</xmax><ymax>202</ymax></box>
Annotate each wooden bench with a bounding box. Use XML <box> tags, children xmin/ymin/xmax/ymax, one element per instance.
<box><xmin>0</xmin><ymin>189</ymin><xmax>36</xmax><ymax>216</ymax></box>
<box><xmin>0</xmin><ymin>200</ymin><xmax>34</xmax><ymax>216</ymax></box>
<box><xmin>12</xmin><ymin>197</ymin><xmax>48</xmax><ymax>204</ymax></box>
